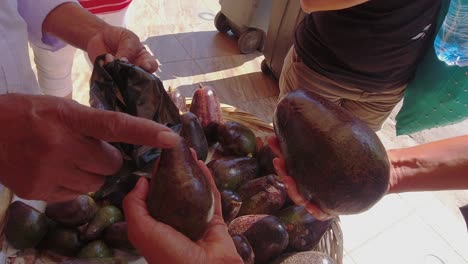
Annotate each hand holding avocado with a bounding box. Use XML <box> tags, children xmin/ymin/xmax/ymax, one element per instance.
<box><xmin>123</xmin><ymin>153</ymin><xmax>243</xmax><ymax>264</ymax></box>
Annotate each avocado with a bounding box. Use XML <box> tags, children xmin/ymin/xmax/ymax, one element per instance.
<box><xmin>81</xmin><ymin>205</ymin><xmax>123</xmax><ymax>242</ymax></box>
<box><xmin>41</xmin><ymin>226</ymin><xmax>83</xmax><ymax>257</ymax></box>
<box><xmin>217</xmin><ymin>121</ymin><xmax>257</xmax><ymax>157</ymax></box>
<box><xmin>189</xmin><ymin>84</ymin><xmax>222</xmax><ymax>145</ymax></box>
<box><xmin>146</xmin><ymin>139</ymin><xmax>214</xmax><ymax>241</ymax></box>
<box><xmin>5</xmin><ymin>201</ymin><xmax>48</xmax><ymax>249</ymax></box>
<box><xmin>221</xmin><ymin>190</ymin><xmax>242</xmax><ymax>224</ymax></box>
<box><xmin>168</xmin><ymin>86</ymin><xmax>187</xmax><ymax>113</ymax></box>
<box><xmin>237</xmin><ymin>175</ymin><xmax>287</xmax><ymax>216</ymax></box>
<box><xmin>207</xmin><ymin>157</ymin><xmax>259</xmax><ymax>191</ymax></box>
<box><xmin>276</xmin><ymin>205</ymin><xmax>333</xmax><ymax>252</ymax></box>
<box><xmin>61</xmin><ymin>258</ymin><xmax>127</xmax><ymax>264</ymax></box>
<box><xmin>45</xmin><ymin>195</ymin><xmax>98</xmax><ymax>227</ymax></box>
<box><xmin>257</xmin><ymin>144</ymin><xmax>278</xmax><ymax>176</ymax></box>
<box><xmin>229</xmin><ymin>215</ymin><xmax>289</xmax><ymax>264</ymax></box>
<box><xmin>103</xmin><ymin>222</ymin><xmax>135</xmax><ymax>251</ymax></box>
<box><xmin>271</xmin><ymin>251</ymin><xmax>335</xmax><ymax>264</ymax></box>
<box><xmin>180</xmin><ymin>112</ymin><xmax>209</xmax><ymax>161</ymax></box>
<box><xmin>273</xmin><ymin>90</ymin><xmax>390</xmax><ymax>215</ymax></box>
<box><xmin>231</xmin><ymin>234</ymin><xmax>255</xmax><ymax>264</ymax></box>
<box><xmin>78</xmin><ymin>240</ymin><xmax>113</xmax><ymax>258</ymax></box>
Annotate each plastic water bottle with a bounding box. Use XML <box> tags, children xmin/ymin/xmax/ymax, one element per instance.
<box><xmin>434</xmin><ymin>0</ymin><xmax>468</xmax><ymax>67</ymax></box>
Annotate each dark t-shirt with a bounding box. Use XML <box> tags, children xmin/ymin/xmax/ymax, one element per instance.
<box><xmin>295</xmin><ymin>0</ymin><xmax>442</xmax><ymax>92</ymax></box>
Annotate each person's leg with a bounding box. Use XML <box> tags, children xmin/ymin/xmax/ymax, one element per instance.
<box><xmin>341</xmin><ymin>84</ymin><xmax>406</xmax><ymax>131</ymax></box>
<box><xmin>31</xmin><ymin>44</ymin><xmax>77</xmax><ymax>98</ymax></box>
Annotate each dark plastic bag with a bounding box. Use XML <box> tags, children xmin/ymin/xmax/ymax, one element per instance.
<box><xmin>89</xmin><ymin>55</ymin><xmax>181</xmax><ymax>205</ymax></box>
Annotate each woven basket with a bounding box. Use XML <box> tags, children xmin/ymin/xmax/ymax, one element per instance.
<box><xmin>0</xmin><ymin>102</ymin><xmax>344</xmax><ymax>264</ymax></box>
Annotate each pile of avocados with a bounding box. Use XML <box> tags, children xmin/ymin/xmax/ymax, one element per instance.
<box><xmin>3</xmin><ymin>85</ymin><xmax>390</xmax><ymax>264</ymax></box>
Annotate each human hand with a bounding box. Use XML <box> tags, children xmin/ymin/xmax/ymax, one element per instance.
<box><xmin>86</xmin><ymin>26</ymin><xmax>158</xmax><ymax>73</ymax></box>
<box><xmin>0</xmin><ymin>94</ymin><xmax>179</xmax><ymax>202</ymax></box>
<box><xmin>123</xmin><ymin>152</ymin><xmax>243</xmax><ymax>264</ymax></box>
<box><xmin>268</xmin><ymin>136</ymin><xmax>334</xmax><ymax>221</ymax></box>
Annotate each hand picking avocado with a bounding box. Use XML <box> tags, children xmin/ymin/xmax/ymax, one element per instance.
<box><xmin>273</xmin><ymin>90</ymin><xmax>390</xmax><ymax>216</ymax></box>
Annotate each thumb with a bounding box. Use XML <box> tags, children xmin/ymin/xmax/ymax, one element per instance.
<box><xmin>123</xmin><ymin>178</ymin><xmax>197</xmax><ymax>263</ymax></box>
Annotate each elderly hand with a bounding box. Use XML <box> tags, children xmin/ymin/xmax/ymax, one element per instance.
<box><xmin>123</xmin><ymin>152</ymin><xmax>243</xmax><ymax>264</ymax></box>
<box><xmin>0</xmin><ymin>94</ymin><xmax>179</xmax><ymax>202</ymax></box>
<box><xmin>86</xmin><ymin>26</ymin><xmax>158</xmax><ymax>73</ymax></box>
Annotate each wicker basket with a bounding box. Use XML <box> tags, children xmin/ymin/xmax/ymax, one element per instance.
<box><xmin>0</xmin><ymin>102</ymin><xmax>344</xmax><ymax>264</ymax></box>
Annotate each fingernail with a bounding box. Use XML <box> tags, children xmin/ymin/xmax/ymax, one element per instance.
<box><xmin>273</xmin><ymin>158</ymin><xmax>279</xmax><ymax>170</ymax></box>
<box><xmin>105</xmin><ymin>54</ymin><xmax>114</xmax><ymax>62</ymax></box>
<box><xmin>158</xmin><ymin>131</ymin><xmax>181</xmax><ymax>147</ymax></box>
<box><xmin>121</xmin><ymin>57</ymin><xmax>129</xmax><ymax>62</ymax></box>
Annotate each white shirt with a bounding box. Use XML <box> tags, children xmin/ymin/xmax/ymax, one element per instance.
<box><xmin>0</xmin><ymin>0</ymin><xmax>77</xmax><ymax>95</ymax></box>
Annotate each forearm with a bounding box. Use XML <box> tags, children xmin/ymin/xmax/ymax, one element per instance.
<box><xmin>42</xmin><ymin>2</ymin><xmax>109</xmax><ymax>50</ymax></box>
<box><xmin>387</xmin><ymin>135</ymin><xmax>468</xmax><ymax>193</ymax></box>
<box><xmin>300</xmin><ymin>0</ymin><xmax>369</xmax><ymax>12</ymax></box>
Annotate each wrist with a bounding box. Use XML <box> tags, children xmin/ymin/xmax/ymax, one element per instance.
<box><xmin>43</xmin><ymin>3</ymin><xmax>109</xmax><ymax>50</ymax></box>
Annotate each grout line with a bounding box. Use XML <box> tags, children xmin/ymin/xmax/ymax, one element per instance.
<box><xmin>412</xmin><ymin>210</ymin><xmax>468</xmax><ymax>263</ymax></box>
<box><xmin>345</xmin><ymin>210</ymin><xmax>415</xmax><ymax>255</ymax></box>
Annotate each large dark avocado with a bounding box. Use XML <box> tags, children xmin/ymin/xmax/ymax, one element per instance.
<box><xmin>146</xmin><ymin>139</ymin><xmax>214</xmax><ymax>241</ymax></box>
<box><xmin>273</xmin><ymin>90</ymin><xmax>390</xmax><ymax>215</ymax></box>
<box><xmin>5</xmin><ymin>201</ymin><xmax>48</xmax><ymax>249</ymax></box>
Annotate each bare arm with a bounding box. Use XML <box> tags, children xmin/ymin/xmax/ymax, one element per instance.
<box><xmin>41</xmin><ymin>2</ymin><xmax>157</xmax><ymax>72</ymax></box>
<box><xmin>300</xmin><ymin>0</ymin><xmax>369</xmax><ymax>12</ymax></box>
<box><xmin>42</xmin><ymin>3</ymin><xmax>108</xmax><ymax>51</ymax></box>
<box><xmin>387</xmin><ymin>135</ymin><xmax>468</xmax><ymax>194</ymax></box>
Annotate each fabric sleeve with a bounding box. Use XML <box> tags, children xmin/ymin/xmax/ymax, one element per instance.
<box><xmin>17</xmin><ymin>0</ymin><xmax>79</xmax><ymax>51</ymax></box>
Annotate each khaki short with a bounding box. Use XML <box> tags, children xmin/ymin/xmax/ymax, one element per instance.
<box><xmin>279</xmin><ymin>46</ymin><xmax>406</xmax><ymax>131</ymax></box>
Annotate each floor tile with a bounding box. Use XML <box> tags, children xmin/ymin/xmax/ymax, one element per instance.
<box><xmin>155</xmin><ymin>59</ymin><xmax>206</xmax><ymax>97</ymax></box>
<box><xmin>350</xmin><ymin>214</ymin><xmax>467</xmax><ymax>264</ymax></box>
<box><xmin>148</xmin><ymin>0</ymin><xmax>218</xmax><ymax>26</ymax></box>
<box><xmin>194</xmin><ymin>54</ymin><xmax>279</xmax><ymax>104</ymax></box>
<box><xmin>340</xmin><ymin>194</ymin><xmax>413</xmax><ymax>253</ymax></box>
<box><xmin>343</xmin><ymin>251</ymin><xmax>357</xmax><ymax>264</ymax></box>
<box><xmin>411</xmin><ymin>194</ymin><xmax>468</xmax><ymax>262</ymax></box>
<box><xmin>236</xmin><ymin>95</ymin><xmax>278</xmax><ymax>124</ymax></box>
<box><xmin>143</xmin><ymin>34</ymin><xmax>191</xmax><ymax>63</ymax></box>
<box><xmin>177</xmin><ymin>30</ymin><xmax>241</xmax><ymax>59</ymax></box>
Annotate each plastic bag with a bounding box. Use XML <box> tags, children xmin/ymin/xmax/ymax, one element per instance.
<box><xmin>89</xmin><ymin>55</ymin><xmax>181</xmax><ymax>204</ymax></box>
<box><xmin>395</xmin><ymin>0</ymin><xmax>468</xmax><ymax>135</ymax></box>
